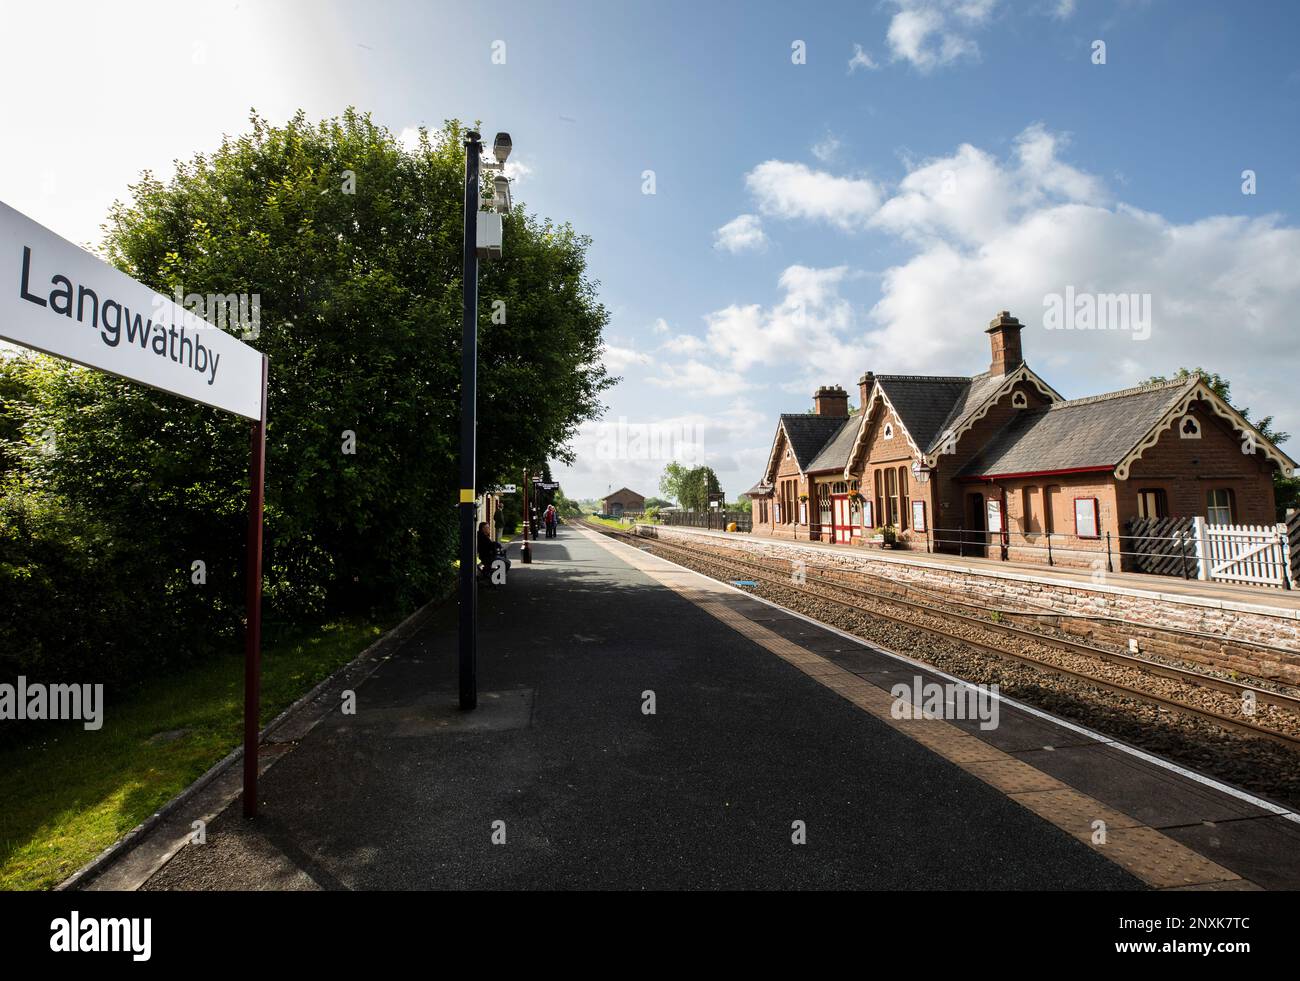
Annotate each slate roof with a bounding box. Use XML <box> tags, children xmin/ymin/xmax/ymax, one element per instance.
<box><xmin>779</xmin><ymin>413</ymin><xmax>851</xmax><ymax>471</ymax></box>
<box><xmin>742</xmin><ymin>483</ymin><xmax>773</xmax><ymax>497</ymax></box>
<box><xmin>805</xmin><ymin>415</ymin><xmax>860</xmax><ymax>473</ymax></box>
<box><xmin>871</xmin><ymin>375</ymin><xmax>973</xmax><ymax>453</ymax></box>
<box><xmin>959</xmin><ymin>378</ymin><xmax>1196</xmax><ymax>478</ymax></box>
<box><xmin>928</xmin><ymin>371</ymin><xmax>1021</xmax><ymax>452</ymax></box>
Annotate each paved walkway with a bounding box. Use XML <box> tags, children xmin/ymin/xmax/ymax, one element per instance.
<box><xmin>135</xmin><ymin>526</ymin><xmax>1173</xmax><ymax>890</ymax></box>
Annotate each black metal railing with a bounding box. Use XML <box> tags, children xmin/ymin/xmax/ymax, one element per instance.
<box><xmin>650</xmin><ymin>509</ymin><xmax>753</xmax><ymax>532</ymax></box>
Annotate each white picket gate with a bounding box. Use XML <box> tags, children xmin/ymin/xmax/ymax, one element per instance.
<box><xmin>1192</xmin><ymin>517</ymin><xmax>1295</xmax><ymax>589</ymax></box>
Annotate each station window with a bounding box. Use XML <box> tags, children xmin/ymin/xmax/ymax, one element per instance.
<box><xmin>1136</xmin><ymin>488</ymin><xmax>1167</xmax><ymax>520</ymax></box>
<box><xmin>883</xmin><ymin>467</ymin><xmax>898</xmax><ymax>527</ymax></box>
<box><xmin>897</xmin><ymin>465</ymin><xmax>910</xmax><ymax>531</ymax></box>
<box><xmin>1206</xmin><ymin>488</ymin><xmax>1235</xmax><ymax>525</ymax></box>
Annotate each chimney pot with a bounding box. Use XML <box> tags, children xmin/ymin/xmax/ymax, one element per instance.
<box><xmin>985</xmin><ymin>311</ymin><xmax>1024</xmax><ymax>375</ymax></box>
<box><xmin>813</xmin><ymin>384</ymin><xmax>849</xmax><ymax>417</ymax></box>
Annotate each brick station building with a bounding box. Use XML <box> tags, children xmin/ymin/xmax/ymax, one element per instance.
<box><xmin>602</xmin><ymin>487</ymin><xmax>646</xmax><ymax>517</ymax></box>
<box><xmin>746</xmin><ymin>312</ymin><xmax>1295</xmax><ymax>569</ymax></box>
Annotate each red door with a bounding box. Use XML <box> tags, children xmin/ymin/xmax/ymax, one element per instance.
<box><xmin>832</xmin><ymin>495</ymin><xmax>854</xmax><ymax>543</ymax></box>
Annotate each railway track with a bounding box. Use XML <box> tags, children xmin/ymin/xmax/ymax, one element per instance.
<box><xmin>584</xmin><ymin>521</ymin><xmax>1300</xmax><ymax>754</ymax></box>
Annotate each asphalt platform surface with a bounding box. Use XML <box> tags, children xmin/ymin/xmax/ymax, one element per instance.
<box><xmin>144</xmin><ymin>525</ymin><xmax>1139</xmax><ymax>890</ymax></box>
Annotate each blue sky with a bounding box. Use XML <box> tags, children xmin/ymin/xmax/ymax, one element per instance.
<box><xmin>3</xmin><ymin>0</ymin><xmax>1298</xmax><ymax>500</ymax></box>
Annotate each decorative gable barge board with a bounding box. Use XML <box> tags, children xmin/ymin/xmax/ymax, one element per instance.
<box><xmin>638</xmin><ymin>524</ymin><xmax>1300</xmax><ymax>685</ymax></box>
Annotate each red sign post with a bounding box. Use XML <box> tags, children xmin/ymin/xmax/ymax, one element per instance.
<box><xmin>243</xmin><ymin>355</ymin><xmax>268</xmax><ymax>816</ymax></box>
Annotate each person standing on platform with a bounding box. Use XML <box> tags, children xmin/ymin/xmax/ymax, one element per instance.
<box><xmin>477</xmin><ymin>521</ymin><xmax>498</xmax><ymax>582</ymax></box>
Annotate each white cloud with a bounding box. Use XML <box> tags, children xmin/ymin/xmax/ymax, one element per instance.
<box><xmin>504</xmin><ymin>158</ymin><xmax>532</xmax><ymax>184</ymax></box>
<box><xmin>745</xmin><ymin>161</ymin><xmax>882</xmax><ymax>230</ymax></box>
<box><xmin>648</xmin><ymin>359</ymin><xmax>753</xmax><ymax>395</ymax></box>
<box><xmin>601</xmin><ymin>344</ymin><xmax>652</xmax><ymax>374</ymax></box>
<box><xmin>705</xmin><ymin>264</ymin><xmax>866</xmax><ymax>374</ymax></box>
<box><xmin>847</xmin><ymin>44</ymin><xmax>879</xmax><ymax>74</ymax></box>
<box><xmin>704</xmin><ymin>122</ymin><xmax>1300</xmax><ymax>446</ymax></box>
<box><xmin>714</xmin><ymin>213</ymin><xmax>769</xmax><ymax>253</ymax></box>
<box><xmin>651</xmin><ymin>317</ymin><xmax>671</xmax><ymax>334</ymax></box>
<box><xmin>811</xmin><ymin>133</ymin><xmax>842</xmax><ymax>163</ymax></box>
<box><xmin>1052</xmin><ymin>0</ymin><xmax>1076</xmax><ymax>18</ymax></box>
<box><xmin>854</xmin><ymin>129</ymin><xmax>1300</xmax><ymax>445</ymax></box>
<box><xmin>885</xmin><ymin>0</ymin><xmax>996</xmax><ymax>72</ymax></box>
<box><xmin>397</xmin><ymin>125</ymin><xmax>425</xmax><ymax>153</ymax></box>
<box><xmin>870</xmin><ymin>124</ymin><xmax>1106</xmax><ymax>245</ymax></box>
<box><xmin>659</xmin><ymin>333</ymin><xmax>707</xmax><ymax>356</ymax></box>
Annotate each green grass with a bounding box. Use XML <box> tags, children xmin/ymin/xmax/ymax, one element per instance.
<box><xmin>0</xmin><ymin>618</ymin><xmax>394</xmax><ymax>891</ymax></box>
<box><xmin>584</xmin><ymin>513</ymin><xmax>654</xmax><ymax>530</ymax></box>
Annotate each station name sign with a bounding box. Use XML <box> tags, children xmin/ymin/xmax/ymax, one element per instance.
<box><xmin>0</xmin><ymin>200</ymin><xmax>263</xmax><ymax>420</ymax></box>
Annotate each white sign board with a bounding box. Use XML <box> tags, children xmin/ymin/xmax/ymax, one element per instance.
<box><xmin>0</xmin><ymin>201</ymin><xmax>264</xmax><ymax>420</ymax></box>
<box><xmin>1074</xmin><ymin>497</ymin><xmax>1099</xmax><ymax>538</ymax></box>
<box><xmin>986</xmin><ymin>499</ymin><xmax>1003</xmax><ymax>534</ymax></box>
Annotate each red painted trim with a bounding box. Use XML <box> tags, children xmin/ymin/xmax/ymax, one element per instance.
<box><xmin>959</xmin><ymin>465</ymin><xmax>1113</xmax><ymax>482</ymax></box>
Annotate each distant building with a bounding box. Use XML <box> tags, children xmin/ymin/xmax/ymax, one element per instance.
<box><xmin>746</xmin><ymin>311</ymin><xmax>1295</xmax><ymax>569</ymax></box>
<box><xmin>602</xmin><ymin>487</ymin><xmax>646</xmax><ymax>517</ymax></box>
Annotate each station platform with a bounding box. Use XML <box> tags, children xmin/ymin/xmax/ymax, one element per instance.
<box><xmin>90</xmin><ymin>525</ymin><xmax>1300</xmax><ymax>890</ymax></box>
<box><xmin>642</xmin><ymin>523</ymin><xmax>1300</xmax><ymax>619</ymax></box>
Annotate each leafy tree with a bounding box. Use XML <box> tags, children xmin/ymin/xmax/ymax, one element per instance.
<box><xmin>0</xmin><ymin>110</ymin><xmax>611</xmax><ymax>686</ymax></box>
<box><xmin>658</xmin><ymin>461</ymin><xmax>720</xmax><ymax>510</ymax></box>
<box><xmin>553</xmin><ymin>488</ymin><xmax>583</xmax><ymax>519</ymax></box>
<box><xmin>658</xmin><ymin>461</ymin><xmax>690</xmax><ymax>505</ymax></box>
<box><xmin>1147</xmin><ymin>368</ymin><xmax>1298</xmax><ymax>518</ymax></box>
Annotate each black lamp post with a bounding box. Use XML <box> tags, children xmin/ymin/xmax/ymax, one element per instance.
<box><xmin>457</xmin><ymin>130</ymin><xmax>482</xmax><ymax>711</ymax></box>
<box><xmin>457</xmin><ymin>128</ymin><xmax>512</xmax><ymax>712</ymax></box>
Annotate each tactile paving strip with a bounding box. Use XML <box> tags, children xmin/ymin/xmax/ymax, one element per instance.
<box><xmin>582</xmin><ymin>529</ymin><xmax>1253</xmax><ymax>890</ymax></box>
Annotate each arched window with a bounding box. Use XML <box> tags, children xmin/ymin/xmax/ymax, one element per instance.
<box><xmin>1043</xmin><ymin>485</ymin><xmax>1060</xmax><ymax>534</ymax></box>
<box><xmin>1022</xmin><ymin>485</ymin><xmax>1039</xmax><ymax>534</ymax></box>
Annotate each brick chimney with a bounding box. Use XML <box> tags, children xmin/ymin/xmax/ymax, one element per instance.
<box><xmin>813</xmin><ymin>384</ymin><xmax>849</xmax><ymax>417</ymax></box>
<box><xmin>858</xmin><ymin>371</ymin><xmax>875</xmax><ymax>412</ymax></box>
<box><xmin>985</xmin><ymin>311</ymin><xmax>1024</xmax><ymax>375</ymax></box>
